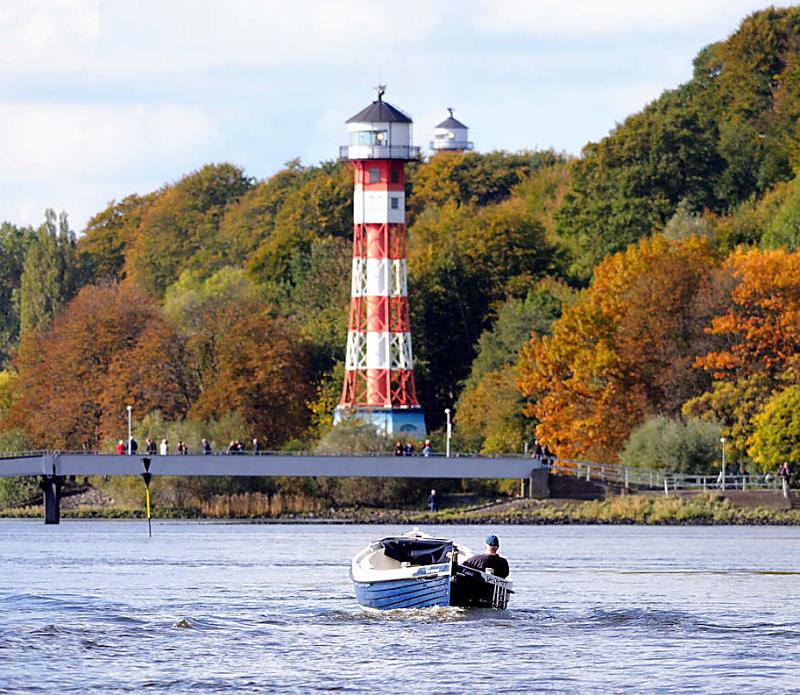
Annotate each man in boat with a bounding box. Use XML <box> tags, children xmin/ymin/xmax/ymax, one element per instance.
<box><xmin>462</xmin><ymin>535</ymin><xmax>510</xmax><ymax>578</ymax></box>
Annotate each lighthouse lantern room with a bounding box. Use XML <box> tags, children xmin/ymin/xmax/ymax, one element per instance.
<box><xmin>335</xmin><ymin>88</ymin><xmax>426</xmax><ymax>436</ymax></box>
<box><xmin>430</xmin><ymin>108</ymin><xmax>473</xmax><ymax>152</ymax></box>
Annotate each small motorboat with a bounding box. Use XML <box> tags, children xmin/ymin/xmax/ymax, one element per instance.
<box><xmin>350</xmin><ymin>529</ymin><xmax>513</xmax><ymax>611</ymax></box>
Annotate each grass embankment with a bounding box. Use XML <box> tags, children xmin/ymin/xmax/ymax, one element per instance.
<box><xmin>2</xmin><ymin>491</ymin><xmax>799</xmax><ymax>524</ymax></box>
<box><xmin>412</xmin><ymin>494</ymin><xmax>800</xmax><ymax>525</ymax></box>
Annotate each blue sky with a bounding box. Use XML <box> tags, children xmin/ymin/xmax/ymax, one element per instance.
<box><xmin>0</xmin><ymin>0</ymin><xmax>786</xmax><ymax>231</ymax></box>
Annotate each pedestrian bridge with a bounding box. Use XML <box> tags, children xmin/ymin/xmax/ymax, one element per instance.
<box><xmin>0</xmin><ymin>450</ymin><xmax>538</xmax><ymax>479</ymax></box>
<box><xmin>0</xmin><ymin>451</ymin><xmax>544</xmax><ymax>524</ymax></box>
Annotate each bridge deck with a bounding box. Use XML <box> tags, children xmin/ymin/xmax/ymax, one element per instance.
<box><xmin>0</xmin><ymin>453</ymin><xmax>537</xmax><ymax>480</ymax></box>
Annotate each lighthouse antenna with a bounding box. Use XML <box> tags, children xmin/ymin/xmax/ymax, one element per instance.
<box><xmin>375</xmin><ymin>83</ymin><xmax>386</xmax><ymax>101</ymax></box>
<box><xmin>448</xmin><ymin>107</ymin><xmax>454</xmax><ymax>117</ymax></box>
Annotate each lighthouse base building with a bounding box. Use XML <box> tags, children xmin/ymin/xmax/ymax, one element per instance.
<box><xmin>334</xmin><ymin>90</ymin><xmax>426</xmax><ymax>437</ymax></box>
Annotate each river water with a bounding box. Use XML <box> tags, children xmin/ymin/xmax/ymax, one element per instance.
<box><xmin>1</xmin><ymin>521</ymin><xmax>799</xmax><ymax>693</ymax></box>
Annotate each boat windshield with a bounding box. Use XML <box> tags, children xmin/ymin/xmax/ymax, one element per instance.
<box><xmin>380</xmin><ymin>538</ymin><xmax>454</xmax><ymax>566</ymax></box>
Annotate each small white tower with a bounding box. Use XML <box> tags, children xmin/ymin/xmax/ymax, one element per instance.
<box><xmin>430</xmin><ymin>108</ymin><xmax>473</xmax><ymax>152</ymax></box>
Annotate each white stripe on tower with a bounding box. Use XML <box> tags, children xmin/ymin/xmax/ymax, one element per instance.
<box><xmin>352</xmin><ymin>189</ymin><xmax>405</xmax><ymax>224</ymax></box>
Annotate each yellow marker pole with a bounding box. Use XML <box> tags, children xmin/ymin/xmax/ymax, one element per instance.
<box><xmin>145</xmin><ymin>485</ymin><xmax>152</xmax><ymax>538</ymax></box>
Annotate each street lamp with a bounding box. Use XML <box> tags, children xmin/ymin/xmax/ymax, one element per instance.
<box><xmin>720</xmin><ymin>437</ymin><xmax>726</xmax><ymax>490</ymax></box>
<box><xmin>127</xmin><ymin>405</ymin><xmax>133</xmax><ymax>456</ymax></box>
<box><xmin>444</xmin><ymin>408</ymin><xmax>452</xmax><ymax>459</ymax></box>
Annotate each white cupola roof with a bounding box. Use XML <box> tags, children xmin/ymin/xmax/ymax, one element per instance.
<box><xmin>431</xmin><ymin>108</ymin><xmax>473</xmax><ymax>152</ymax></box>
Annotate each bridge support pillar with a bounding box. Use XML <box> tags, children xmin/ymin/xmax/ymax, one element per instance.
<box><xmin>41</xmin><ymin>476</ymin><xmax>63</xmax><ymax>525</ymax></box>
<box><xmin>529</xmin><ymin>469</ymin><xmax>549</xmax><ymax>499</ymax></box>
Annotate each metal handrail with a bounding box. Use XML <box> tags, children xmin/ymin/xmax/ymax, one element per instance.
<box><xmin>339</xmin><ymin>145</ymin><xmax>420</xmax><ymax>161</ymax></box>
<box><xmin>430</xmin><ymin>141</ymin><xmax>474</xmax><ymax>151</ymax></box>
<box><xmin>0</xmin><ymin>448</ymin><xmax>532</xmax><ymax>460</ymax></box>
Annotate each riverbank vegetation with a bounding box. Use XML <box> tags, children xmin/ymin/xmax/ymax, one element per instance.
<box><xmin>2</xmin><ymin>491</ymin><xmax>798</xmax><ymax>526</ymax></box>
<box><xmin>1</xmin><ymin>8</ymin><xmax>800</xmax><ymax>509</ymax></box>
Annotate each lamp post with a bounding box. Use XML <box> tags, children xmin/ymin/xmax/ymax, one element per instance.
<box><xmin>444</xmin><ymin>408</ymin><xmax>452</xmax><ymax>459</ymax></box>
<box><xmin>127</xmin><ymin>405</ymin><xmax>133</xmax><ymax>456</ymax></box>
<box><xmin>720</xmin><ymin>437</ymin><xmax>726</xmax><ymax>490</ymax></box>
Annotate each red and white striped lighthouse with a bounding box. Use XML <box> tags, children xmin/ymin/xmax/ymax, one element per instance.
<box><xmin>334</xmin><ymin>87</ymin><xmax>426</xmax><ymax>435</ymax></box>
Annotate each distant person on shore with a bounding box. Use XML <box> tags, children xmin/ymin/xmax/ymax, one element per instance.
<box><xmin>404</xmin><ymin>441</ymin><xmax>414</xmax><ymax>456</ymax></box>
<box><xmin>780</xmin><ymin>462</ymin><xmax>791</xmax><ymax>497</ymax></box>
<box><xmin>252</xmin><ymin>438</ymin><xmax>261</xmax><ymax>455</ymax></box>
<box><xmin>116</xmin><ymin>440</ymin><xmax>125</xmax><ymax>455</ymax></box>
<box><xmin>128</xmin><ymin>437</ymin><xmax>138</xmax><ymax>455</ymax></box>
<box><xmin>532</xmin><ymin>439</ymin><xmax>543</xmax><ymax>464</ymax></box>
<box><xmin>146</xmin><ymin>438</ymin><xmax>157</xmax><ymax>456</ymax></box>
<box><xmin>394</xmin><ymin>441</ymin><xmax>403</xmax><ymax>456</ymax></box>
<box><xmin>462</xmin><ymin>535</ymin><xmax>510</xmax><ymax>578</ymax></box>
<box><xmin>159</xmin><ymin>439</ymin><xmax>168</xmax><ymax>456</ymax></box>
<box><xmin>422</xmin><ymin>439</ymin><xmax>432</xmax><ymax>457</ymax></box>
<box><xmin>202</xmin><ymin>438</ymin><xmax>212</xmax><ymax>455</ymax></box>
<box><xmin>428</xmin><ymin>488</ymin><xmax>438</xmax><ymax>512</ymax></box>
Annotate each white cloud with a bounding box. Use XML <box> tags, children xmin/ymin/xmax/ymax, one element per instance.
<box><xmin>0</xmin><ymin>0</ymin><xmax>104</xmax><ymax>71</ymax></box>
<box><xmin>0</xmin><ymin>1</ymin><xmax>445</xmax><ymax>76</ymax></box>
<box><xmin>473</xmin><ymin>0</ymin><xmax>780</xmax><ymax>38</ymax></box>
<box><xmin>0</xmin><ymin>102</ymin><xmax>214</xmax><ymax>181</ymax></box>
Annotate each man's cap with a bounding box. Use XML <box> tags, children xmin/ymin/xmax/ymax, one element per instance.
<box><xmin>485</xmin><ymin>534</ymin><xmax>499</xmax><ymax>547</ymax></box>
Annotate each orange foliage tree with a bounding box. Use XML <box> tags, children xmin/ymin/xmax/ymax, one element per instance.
<box><xmin>5</xmin><ymin>284</ymin><xmax>191</xmax><ymax>449</ymax></box>
<box><xmin>694</xmin><ymin>248</ymin><xmax>800</xmax><ymax>380</ymax></box>
<box><xmin>518</xmin><ymin>235</ymin><xmax>722</xmax><ymax>462</ymax></box>
<box><xmin>686</xmin><ymin>248</ymin><xmax>800</xmax><ymax>462</ymax></box>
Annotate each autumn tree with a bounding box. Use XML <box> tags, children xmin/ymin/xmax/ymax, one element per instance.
<box><xmin>77</xmin><ymin>194</ymin><xmax>155</xmax><ymax>283</ymax></box>
<box><xmin>6</xmin><ymin>283</ymin><xmax>189</xmax><ymax>449</ymax></box>
<box><xmin>687</xmin><ymin>248</ymin><xmax>800</xmax><ymax>461</ymax></box>
<box><xmin>217</xmin><ymin>159</ymin><xmax>309</xmax><ymax>260</ymax></box>
<box><xmin>407</xmin><ymin>150</ymin><xmax>565</xmax><ymax>218</ymax></box>
<box><xmin>125</xmin><ymin>164</ymin><xmax>253</xmax><ymax>297</ymax></box>
<box><xmin>246</xmin><ymin>163</ymin><xmax>352</xmax><ymax>283</ymax></box>
<box><xmin>519</xmin><ymin>235</ymin><xmax>722</xmax><ymax>462</ymax></box>
<box><xmin>163</xmin><ymin>268</ymin><xmax>312</xmax><ymax>445</ymax></box>
<box><xmin>694</xmin><ymin>248</ymin><xmax>800</xmax><ymax>381</ymax></box>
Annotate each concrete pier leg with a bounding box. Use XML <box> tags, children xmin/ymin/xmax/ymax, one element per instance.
<box><xmin>41</xmin><ymin>476</ymin><xmax>63</xmax><ymax>525</ymax></box>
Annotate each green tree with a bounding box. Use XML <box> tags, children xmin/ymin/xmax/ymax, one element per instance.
<box><xmin>555</xmin><ymin>7</ymin><xmax>800</xmax><ymax>278</ymax></box>
<box><xmin>19</xmin><ymin>209</ymin><xmax>77</xmax><ymax>337</ymax></box>
<box><xmin>761</xmin><ymin>177</ymin><xmax>800</xmax><ymax>250</ymax></box>
<box><xmin>619</xmin><ymin>415</ymin><xmax>722</xmax><ymax>474</ymax></box>
<box><xmin>409</xmin><ymin>199</ymin><xmax>560</xmax><ymax>422</ymax></box>
<box><xmin>455</xmin><ymin>282</ymin><xmax>573</xmax><ymax>452</ymax></box>
<box><xmin>750</xmin><ymin>385</ymin><xmax>800</xmax><ymax>472</ymax></box>
<box><xmin>0</xmin><ymin>222</ymin><xmax>36</xmax><ymax>363</ymax></box>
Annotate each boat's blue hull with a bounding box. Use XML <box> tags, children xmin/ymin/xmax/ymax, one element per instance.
<box><xmin>353</xmin><ymin>574</ymin><xmax>451</xmax><ymax>610</ymax></box>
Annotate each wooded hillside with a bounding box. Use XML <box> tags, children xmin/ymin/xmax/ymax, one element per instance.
<box><xmin>2</xmin><ymin>7</ymin><xmax>800</xmax><ymax>477</ymax></box>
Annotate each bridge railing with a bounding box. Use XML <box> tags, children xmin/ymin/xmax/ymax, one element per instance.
<box><xmin>662</xmin><ymin>472</ymin><xmax>780</xmax><ymax>492</ymax></box>
<box><xmin>549</xmin><ymin>457</ymin><xmax>783</xmax><ymax>493</ymax></box>
<box><xmin>549</xmin><ymin>457</ymin><xmax>665</xmax><ymax>489</ymax></box>
<box><xmin>6</xmin><ymin>448</ymin><xmax>533</xmax><ymax>459</ymax></box>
